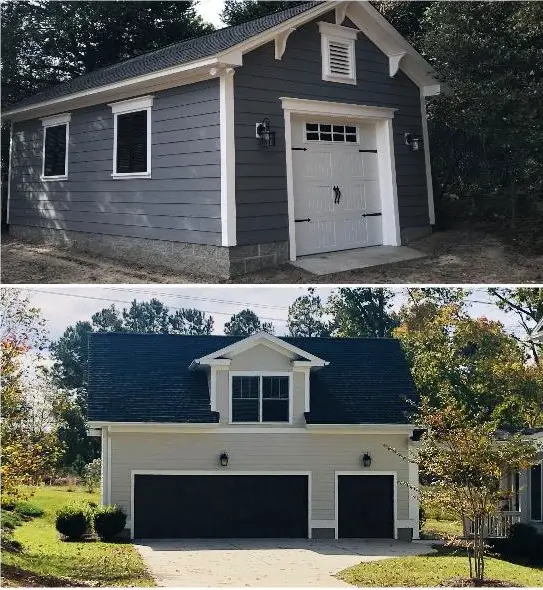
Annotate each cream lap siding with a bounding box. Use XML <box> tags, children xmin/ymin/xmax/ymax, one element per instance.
<box><xmin>228</xmin><ymin>344</ymin><xmax>293</xmax><ymax>372</ymax></box>
<box><xmin>9</xmin><ymin>79</ymin><xmax>221</xmax><ymax>246</ymax></box>
<box><xmin>109</xmin><ymin>432</ymin><xmax>410</xmax><ymax>523</ymax></box>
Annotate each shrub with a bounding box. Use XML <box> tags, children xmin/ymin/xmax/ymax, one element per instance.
<box><xmin>419</xmin><ymin>506</ymin><xmax>426</xmax><ymax>531</ymax></box>
<box><xmin>55</xmin><ymin>503</ymin><xmax>93</xmax><ymax>540</ymax></box>
<box><xmin>14</xmin><ymin>500</ymin><xmax>44</xmax><ymax>518</ymax></box>
<box><xmin>2</xmin><ymin>511</ymin><xmax>23</xmax><ymax>530</ymax></box>
<box><xmin>1</xmin><ymin>498</ymin><xmax>16</xmax><ymax>511</ymax></box>
<box><xmin>82</xmin><ymin>459</ymin><xmax>101</xmax><ymax>493</ymax></box>
<box><xmin>491</xmin><ymin>523</ymin><xmax>543</xmax><ymax>567</ymax></box>
<box><xmin>93</xmin><ymin>505</ymin><xmax>127</xmax><ymax>540</ymax></box>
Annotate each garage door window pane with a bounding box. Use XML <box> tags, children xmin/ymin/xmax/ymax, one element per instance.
<box><xmin>305</xmin><ymin>122</ymin><xmax>358</xmax><ymax>143</ymax></box>
<box><xmin>232</xmin><ymin>376</ymin><xmax>259</xmax><ymax>422</ymax></box>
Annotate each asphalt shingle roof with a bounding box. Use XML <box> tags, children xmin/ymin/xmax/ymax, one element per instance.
<box><xmin>87</xmin><ymin>333</ymin><xmax>418</xmax><ymax>425</ymax></box>
<box><xmin>9</xmin><ymin>2</ymin><xmax>319</xmax><ymax>111</ymax></box>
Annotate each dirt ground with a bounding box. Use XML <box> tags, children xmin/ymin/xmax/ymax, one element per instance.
<box><xmin>2</xmin><ymin>226</ymin><xmax>543</xmax><ymax>284</ymax></box>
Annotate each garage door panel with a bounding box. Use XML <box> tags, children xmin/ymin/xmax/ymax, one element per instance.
<box><xmin>337</xmin><ymin>475</ymin><xmax>394</xmax><ymax>538</ymax></box>
<box><xmin>134</xmin><ymin>474</ymin><xmax>308</xmax><ymax>539</ymax></box>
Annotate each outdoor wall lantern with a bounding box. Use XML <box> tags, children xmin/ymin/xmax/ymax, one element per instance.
<box><xmin>361</xmin><ymin>453</ymin><xmax>372</xmax><ymax>468</ymax></box>
<box><xmin>219</xmin><ymin>452</ymin><xmax>229</xmax><ymax>467</ymax></box>
<box><xmin>256</xmin><ymin>117</ymin><xmax>276</xmax><ymax>147</ymax></box>
<box><xmin>404</xmin><ymin>132</ymin><xmax>423</xmax><ymax>152</ymax></box>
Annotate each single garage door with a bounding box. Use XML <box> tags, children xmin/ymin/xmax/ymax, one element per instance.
<box><xmin>133</xmin><ymin>474</ymin><xmax>308</xmax><ymax>538</ymax></box>
<box><xmin>293</xmin><ymin>118</ymin><xmax>382</xmax><ymax>257</ymax></box>
<box><xmin>337</xmin><ymin>475</ymin><xmax>394</xmax><ymax>538</ymax></box>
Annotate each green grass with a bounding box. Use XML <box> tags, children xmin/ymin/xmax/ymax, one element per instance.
<box><xmin>2</xmin><ymin>486</ymin><xmax>154</xmax><ymax>587</ymax></box>
<box><xmin>337</xmin><ymin>546</ymin><xmax>543</xmax><ymax>587</ymax></box>
<box><xmin>422</xmin><ymin>517</ymin><xmax>464</xmax><ymax>539</ymax></box>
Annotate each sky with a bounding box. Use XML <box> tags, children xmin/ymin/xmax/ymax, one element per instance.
<box><xmin>197</xmin><ymin>0</ymin><xmax>227</xmax><ymax>28</ymax></box>
<box><xmin>15</xmin><ymin>286</ymin><xmax>531</xmax><ymax>342</ymax></box>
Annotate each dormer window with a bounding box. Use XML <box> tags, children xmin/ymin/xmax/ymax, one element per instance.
<box><xmin>318</xmin><ymin>22</ymin><xmax>358</xmax><ymax>85</ymax></box>
<box><xmin>231</xmin><ymin>373</ymin><xmax>291</xmax><ymax>423</ymax></box>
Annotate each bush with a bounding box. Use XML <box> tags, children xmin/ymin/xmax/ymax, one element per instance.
<box><xmin>419</xmin><ymin>506</ymin><xmax>427</xmax><ymax>532</ymax></box>
<box><xmin>82</xmin><ymin>459</ymin><xmax>101</xmax><ymax>493</ymax></box>
<box><xmin>93</xmin><ymin>505</ymin><xmax>127</xmax><ymax>540</ymax></box>
<box><xmin>1</xmin><ymin>498</ymin><xmax>16</xmax><ymax>511</ymax></box>
<box><xmin>14</xmin><ymin>500</ymin><xmax>44</xmax><ymax>518</ymax></box>
<box><xmin>2</xmin><ymin>511</ymin><xmax>23</xmax><ymax>530</ymax></box>
<box><xmin>55</xmin><ymin>503</ymin><xmax>93</xmax><ymax>540</ymax></box>
<box><xmin>491</xmin><ymin>523</ymin><xmax>543</xmax><ymax>567</ymax></box>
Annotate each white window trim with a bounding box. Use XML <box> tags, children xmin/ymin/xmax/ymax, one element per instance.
<box><xmin>318</xmin><ymin>21</ymin><xmax>358</xmax><ymax>85</ymax></box>
<box><xmin>335</xmin><ymin>471</ymin><xmax>398</xmax><ymax>540</ymax></box>
<box><xmin>109</xmin><ymin>95</ymin><xmax>153</xmax><ymax>179</ymax></box>
<box><xmin>40</xmin><ymin>113</ymin><xmax>71</xmax><ymax>181</ymax></box>
<box><xmin>303</xmin><ymin>121</ymin><xmax>360</xmax><ymax>145</ymax></box>
<box><xmin>229</xmin><ymin>371</ymin><xmax>293</xmax><ymax>425</ymax></box>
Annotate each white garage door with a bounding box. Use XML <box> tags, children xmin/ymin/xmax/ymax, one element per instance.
<box><xmin>292</xmin><ymin>119</ymin><xmax>383</xmax><ymax>257</ymax></box>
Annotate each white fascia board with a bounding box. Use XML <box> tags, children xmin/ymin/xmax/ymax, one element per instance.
<box><xmin>306</xmin><ymin>423</ymin><xmax>415</xmax><ymax>434</ymax></box>
<box><xmin>292</xmin><ymin>359</ymin><xmax>327</xmax><ymax>369</ymax></box>
<box><xmin>280</xmin><ymin>97</ymin><xmax>397</xmax><ymax>120</ymax></box>
<box><xmin>189</xmin><ymin>358</ymin><xmax>231</xmax><ymax>370</ymax></box>
<box><xmin>88</xmin><ymin>421</ymin><xmax>221</xmax><ymax>433</ymax></box>
<box><xmin>195</xmin><ymin>331</ymin><xmax>328</xmax><ymax>365</ymax></box>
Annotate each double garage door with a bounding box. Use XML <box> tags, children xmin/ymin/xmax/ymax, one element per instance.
<box><xmin>133</xmin><ymin>473</ymin><xmax>394</xmax><ymax>539</ymax></box>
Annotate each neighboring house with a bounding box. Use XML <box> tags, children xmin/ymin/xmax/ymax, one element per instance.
<box><xmin>3</xmin><ymin>1</ymin><xmax>442</xmax><ymax>278</ymax></box>
<box><xmin>86</xmin><ymin>330</ymin><xmax>421</xmax><ymax>540</ymax></box>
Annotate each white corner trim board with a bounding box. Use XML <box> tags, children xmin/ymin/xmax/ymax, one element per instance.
<box><xmin>280</xmin><ymin>97</ymin><xmax>401</xmax><ymax>261</ymax></box>
<box><xmin>219</xmin><ymin>67</ymin><xmax>237</xmax><ymax>247</ymax></box>
<box><xmin>420</xmin><ymin>91</ymin><xmax>435</xmax><ymax>225</ymax></box>
<box><xmin>6</xmin><ymin>121</ymin><xmax>13</xmax><ymax>224</ymax></box>
<box><xmin>129</xmin><ymin>470</ymin><xmax>313</xmax><ymax>539</ymax></box>
<box><xmin>334</xmin><ymin>471</ymin><xmax>398</xmax><ymax>540</ymax></box>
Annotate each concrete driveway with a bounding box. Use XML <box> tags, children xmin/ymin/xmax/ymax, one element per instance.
<box><xmin>134</xmin><ymin>538</ymin><xmax>436</xmax><ymax>587</ymax></box>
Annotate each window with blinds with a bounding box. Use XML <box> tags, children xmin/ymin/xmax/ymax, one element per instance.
<box><xmin>43</xmin><ymin>124</ymin><xmax>67</xmax><ymax>177</ymax></box>
<box><xmin>116</xmin><ymin>110</ymin><xmax>148</xmax><ymax>174</ymax></box>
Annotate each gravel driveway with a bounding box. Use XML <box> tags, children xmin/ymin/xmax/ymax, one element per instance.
<box><xmin>2</xmin><ymin>225</ymin><xmax>542</xmax><ymax>284</ymax></box>
<box><xmin>134</xmin><ymin>538</ymin><xmax>436</xmax><ymax>587</ymax></box>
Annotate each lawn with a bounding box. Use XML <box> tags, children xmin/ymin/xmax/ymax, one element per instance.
<box><xmin>2</xmin><ymin>486</ymin><xmax>154</xmax><ymax>587</ymax></box>
<box><xmin>422</xmin><ymin>517</ymin><xmax>464</xmax><ymax>539</ymax></box>
<box><xmin>337</xmin><ymin>546</ymin><xmax>543</xmax><ymax>587</ymax></box>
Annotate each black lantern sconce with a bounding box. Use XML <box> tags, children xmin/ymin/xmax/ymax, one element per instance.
<box><xmin>361</xmin><ymin>452</ymin><xmax>372</xmax><ymax>468</ymax></box>
<box><xmin>219</xmin><ymin>452</ymin><xmax>229</xmax><ymax>467</ymax></box>
<box><xmin>256</xmin><ymin>118</ymin><xmax>276</xmax><ymax>147</ymax></box>
<box><xmin>404</xmin><ymin>132</ymin><xmax>423</xmax><ymax>152</ymax></box>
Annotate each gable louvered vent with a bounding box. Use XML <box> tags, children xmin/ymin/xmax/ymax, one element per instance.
<box><xmin>328</xmin><ymin>40</ymin><xmax>352</xmax><ymax>77</ymax></box>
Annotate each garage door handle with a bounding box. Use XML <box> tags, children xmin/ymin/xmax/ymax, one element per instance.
<box><xmin>295</xmin><ymin>218</ymin><xmax>311</xmax><ymax>223</ymax></box>
<box><xmin>361</xmin><ymin>212</ymin><xmax>382</xmax><ymax>218</ymax></box>
<box><xmin>333</xmin><ymin>186</ymin><xmax>342</xmax><ymax>204</ymax></box>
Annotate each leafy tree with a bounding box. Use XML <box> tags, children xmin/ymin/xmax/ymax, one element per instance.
<box><xmin>372</xmin><ymin>1</ymin><xmax>434</xmax><ymax>48</ymax></box>
<box><xmin>220</xmin><ymin>1</ymin><xmax>304</xmax><ymax>26</ymax></box>
<box><xmin>412</xmin><ymin>402</ymin><xmax>537</xmax><ymax>583</ymax></box>
<box><xmin>287</xmin><ymin>288</ymin><xmax>331</xmax><ymax>337</ymax></box>
<box><xmin>224</xmin><ymin>309</ymin><xmax>274</xmax><ymax>336</ymax></box>
<box><xmin>326</xmin><ymin>288</ymin><xmax>398</xmax><ymax>337</ymax></box>
<box><xmin>82</xmin><ymin>459</ymin><xmax>102</xmax><ymax>493</ymax></box>
<box><xmin>488</xmin><ymin>287</ymin><xmax>543</xmax><ymax>366</ymax></box>
<box><xmin>395</xmin><ymin>296</ymin><xmax>540</xmax><ymax>429</ymax></box>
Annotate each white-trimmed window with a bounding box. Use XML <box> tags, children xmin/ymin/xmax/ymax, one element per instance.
<box><xmin>230</xmin><ymin>372</ymin><xmax>291</xmax><ymax>423</ymax></box>
<box><xmin>305</xmin><ymin>122</ymin><xmax>358</xmax><ymax>143</ymax></box>
<box><xmin>318</xmin><ymin>21</ymin><xmax>358</xmax><ymax>84</ymax></box>
<box><xmin>109</xmin><ymin>95</ymin><xmax>153</xmax><ymax>178</ymax></box>
<box><xmin>41</xmin><ymin>113</ymin><xmax>71</xmax><ymax>180</ymax></box>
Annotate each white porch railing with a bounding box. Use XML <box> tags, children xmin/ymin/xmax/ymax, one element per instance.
<box><xmin>465</xmin><ymin>511</ymin><xmax>521</xmax><ymax>538</ymax></box>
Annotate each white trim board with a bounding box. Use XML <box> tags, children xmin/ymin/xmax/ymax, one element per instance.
<box><xmin>280</xmin><ymin>97</ymin><xmax>401</xmax><ymax>261</ymax></box>
<box><xmin>334</xmin><ymin>470</ymin><xmax>398</xmax><ymax>540</ymax></box>
<box><xmin>6</xmin><ymin>121</ymin><xmax>13</xmax><ymax>224</ymax></box>
<box><xmin>129</xmin><ymin>470</ymin><xmax>312</xmax><ymax>539</ymax></box>
<box><xmin>40</xmin><ymin>113</ymin><xmax>71</xmax><ymax>181</ymax></box>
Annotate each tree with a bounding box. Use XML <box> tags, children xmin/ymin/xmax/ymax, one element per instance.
<box><xmin>413</xmin><ymin>402</ymin><xmax>537</xmax><ymax>583</ymax></box>
<box><xmin>0</xmin><ymin>289</ymin><xmax>63</xmax><ymax>498</ymax></box>
<box><xmin>224</xmin><ymin>309</ymin><xmax>274</xmax><ymax>336</ymax></box>
<box><xmin>373</xmin><ymin>1</ymin><xmax>434</xmax><ymax>48</ymax></box>
<box><xmin>287</xmin><ymin>288</ymin><xmax>331</xmax><ymax>337</ymax></box>
<box><xmin>326</xmin><ymin>288</ymin><xmax>398</xmax><ymax>337</ymax></box>
<box><xmin>395</xmin><ymin>295</ymin><xmax>541</xmax><ymax>429</ymax></box>
<box><xmin>220</xmin><ymin>1</ymin><xmax>303</xmax><ymax>26</ymax></box>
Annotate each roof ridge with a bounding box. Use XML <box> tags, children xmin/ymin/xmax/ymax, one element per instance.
<box><xmin>89</xmin><ymin>332</ymin><xmax>398</xmax><ymax>341</ymax></box>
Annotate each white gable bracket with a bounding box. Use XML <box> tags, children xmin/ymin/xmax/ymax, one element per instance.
<box><xmin>389</xmin><ymin>52</ymin><xmax>406</xmax><ymax>77</ymax></box>
<box><xmin>335</xmin><ymin>3</ymin><xmax>349</xmax><ymax>25</ymax></box>
<box><xmin>275</xmin><ymin>28</ymin><xmax>296</xmax><ymax>60</ymax></box>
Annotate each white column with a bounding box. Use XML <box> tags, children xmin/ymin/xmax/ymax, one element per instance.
<box><xmin>420</xmin><ymin>91</ymin><xmax>435</xmax><ymax>225</ymax></box>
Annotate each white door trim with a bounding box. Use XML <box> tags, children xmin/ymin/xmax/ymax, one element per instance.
<box><xmin>280</xmin><ymin>97</ymin><xmax>401</xmax><ymax>261</ymax></box>
<box><xmin>334</xmin><ymin>470</ymin><xmax>398</xmax><ymax>540</ymax></box>
<box><xmin>130</xmin><ymin>469</ymin><xmax>312</xmax><ymax>539</ymax></box>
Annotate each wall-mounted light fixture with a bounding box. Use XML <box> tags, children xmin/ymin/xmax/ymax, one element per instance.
<box><xmin>404</xmin><ymin>132</ymin><xmax>423</xmax><ymax>152</ymax></box>
<box><xmin>361</xmin><ymin>452</ymin><xmax>372</xmax><ymax>468</ymax></box>
<box><xmin>219</xmin><ymin>452</ymin><xmax>229</xmax><ymax>467</ymax></box>
<box><xmin>256</xmin><ymin>118</ymin><xmax>276</xmax><ymax>147</ymax></box>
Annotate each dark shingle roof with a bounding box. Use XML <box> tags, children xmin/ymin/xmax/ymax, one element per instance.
<box><xmin>8</xmin><ymin>3</ymin><xmax>319</xmax><ymax>111</ymax></box>
<box><xmin>87</xmin><ymin>333</ymin><xmax>418</xmax><ymax>425</ymax></box>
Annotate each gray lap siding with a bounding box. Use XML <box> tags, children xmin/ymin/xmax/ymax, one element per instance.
<box><xmin>234</xmin><ymin>14</ymin><xmax>428</xmax><ymax>247</ymax></box>
<box><xmin>9</xmin><ymin>80</ymin><xmax>222</xmax><ymax>246</ymax></box>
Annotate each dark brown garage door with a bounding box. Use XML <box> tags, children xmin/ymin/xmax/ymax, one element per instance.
<box><xmin>133</xmin><ymin>474</ymin><xmax>309</xmax><ymax>538</ymax></box>
<box><xmin>337</xmin><ymin>475</ymin><xmax>394</xmax><ymax>538</ymax></box>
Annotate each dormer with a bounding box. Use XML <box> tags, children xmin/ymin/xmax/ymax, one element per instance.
<box><xmin>190</xmin><ymin>332</ymin><xmax>328</xmax><ymax>426</ymax></box>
